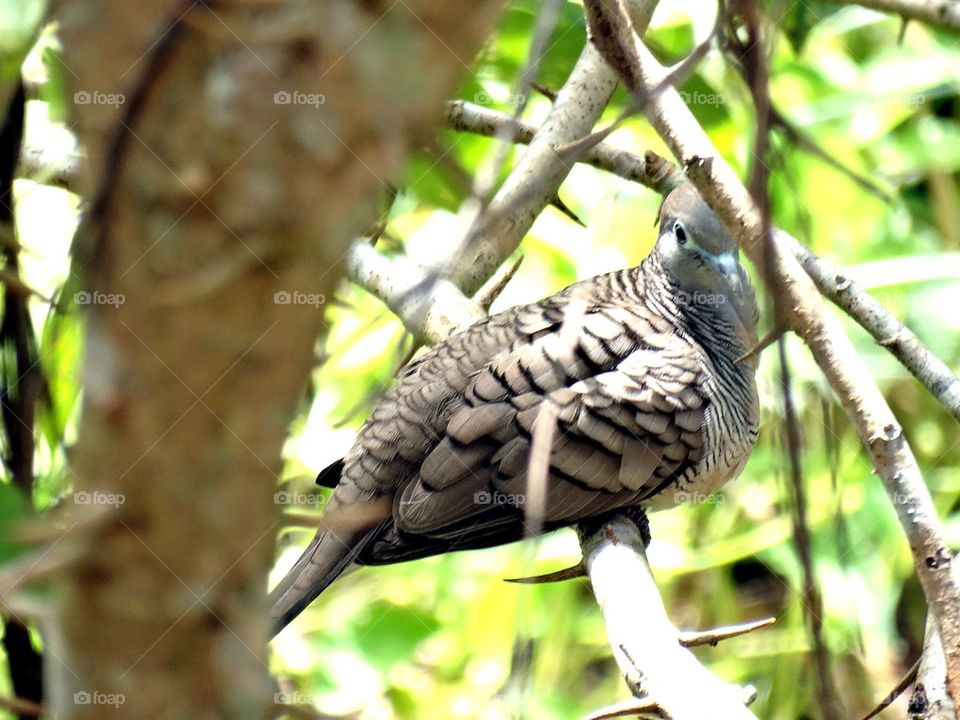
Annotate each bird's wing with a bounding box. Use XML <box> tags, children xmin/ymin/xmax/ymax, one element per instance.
<box><xmin>393</xmin><ymin>327</ymin><xmax>708</xmax><ymax>537</ymax></box>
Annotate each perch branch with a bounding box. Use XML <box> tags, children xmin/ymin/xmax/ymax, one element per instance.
<box><xmin>580</xmin><ymin>516</ymin><xmax>757</xmax><ymax>718</ymax></box>
<box><xmin>579</xmin><ymin>0</ymin><xmax>960</xmax><ymax>701</ymax></box>
<box><xmin>906</xmin><ymin>614</ymin><xmax>956</xmax><ymax>719</ymax></box>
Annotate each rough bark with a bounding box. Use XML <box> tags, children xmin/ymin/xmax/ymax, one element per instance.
<box><xmin>47</xmin><ymin>1</ymin><xmax>503</xmax><ymax>718</ymax></box>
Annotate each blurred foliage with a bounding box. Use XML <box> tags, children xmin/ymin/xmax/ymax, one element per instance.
<box><xmin>3</xmin><ymin>1</ymin><xmax>960</xmax><ymax>719</ymax></box>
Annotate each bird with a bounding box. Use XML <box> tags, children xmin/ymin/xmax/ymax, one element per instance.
<box><xmin>269</xmin><ymin>182</ymin><xmax>760</xmax><ymax>636</ymax></box>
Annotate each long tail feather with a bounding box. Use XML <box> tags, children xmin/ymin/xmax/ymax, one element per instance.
<box><xmin>268</xmin><ymin>525</ymin><xmax>373</xmax><ymax>637</ymax></box>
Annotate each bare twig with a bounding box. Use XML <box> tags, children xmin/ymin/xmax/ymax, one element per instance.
<box><xmin>0</xmin><ymin>695</ymin><xmax>43</xmax><ymax>717</ymax></box>
<box><xmin>446</xmin><ymin>100</ymin><xmax>684</xmax><ymax>194</ymax></box>
<box><xmin>787</xmin><ymin>234</ymin><xmax>960</xmax><ymax>423</ymax></box>
<box><xmin>860</xmin><ymin>658</ymin><xmax>919</xmax><ymax>719</ymax></box>
<box><xmin>731</xmin><ymin>2</ymin><xmax>843</xmax><ymax>713</ymax></box>
<box><xmin>473</xmin><ymin>0</ymin><xmax>565</xmax><ymax>201</ymax></box>
<box><xmin>780</xmin><ymin>339</ymin><xmax>846</xmax><ymax>720</ymax></box>
<box><xmin>473</xmin><ymin>255</ymin><xmax>524</xmax><ymax>312</ymax></box>
<box><xmin>579</xmin><ymin>696</ymin><xmax>663</xmax><ymax>720</ymax></box>
<box><xmin>767</xmin><ymin>105</ymin><xmax>892</xmax><ymax>202</ymax></box>
<box><xmin>678</xmin><ymin>617</ymin><xmax>776</xmax><ymax>648</ymax></box>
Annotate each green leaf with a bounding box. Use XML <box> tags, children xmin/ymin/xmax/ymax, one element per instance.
<box><xmin>350</xmin><ymin>601</ymin><xmax>439</xmax><ymax>671</ymax></box>
<box><xmin>777</xmin><ymin>1</ymin><xmax>843</xmax><ymax>53</ymax></box>
<box><xmin>0</xmin><ymin>481</ymin><xmax>30</xmax><ymax>565</ymax></box>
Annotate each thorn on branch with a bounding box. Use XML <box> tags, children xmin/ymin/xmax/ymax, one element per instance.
<box><xmin>503</xmin><ymin>562</ymin><xmax>586</xmax><ymax>584</ymax></box>
<box><xmin>473</xmin><ymin>255</ymin><xmax>524</xmax><ymax>312</ymax></box>
<box><xmin>678</xmin><ymin>617</ymin><xmax>776</xmax><ymax>648</ymax></box>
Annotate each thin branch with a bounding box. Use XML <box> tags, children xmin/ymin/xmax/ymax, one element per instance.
<box><xmin>678</xmin><ymin>617</ymin><xmax>776</xmax><ymax>648</ymax></box>
<box><xmin>445</xmin><ymin>99</ymin><xmax>684</xmax><ymax>194</ymax></box>
<box><xmin>817</xmin><ymin>0</ymin><xmax>960</xmax><ymax>33</ymax></box>
<box><xmin>766</xmin><ymin>105</ymin><xmax>892</xmax><ymax>203</ymax></box>
<box><xmin>780</xmin><ymin>339</ymin><xmax>846</xmax><ymax>719</ymax></box>
<box><xmin>861</xmin><ymin>658</ymin><xmax>919</xmax><ymax>719</ymax></box>
<box><xmin>473</xmin><ymin>254</ymin><xmax>524</xmax><ymax>312</ymax></box>
<box><xmin>0</xmin><ymin>695</ymin><xmax>43</xmax><ymax>718</ymax></box>
<box><xmin>787</xmin><ymin>234</ymin><xmax>960</xmax><ymax>423</ymax></box>
<box><xmin>580</xmin><ymin>696</ymin><xmax>663</xmax><ymax>720</ymax></box>
<box><xmin>447</xmin><ymin>0</ymin><xmax>661</xmax><ymax>298</ymax></box>
<box><xmin>731</xmin><ymin>1</ymin><xmax>843</xmax><ymax>713</ymax></box>
<box><xmin>473</xmin><ymin>0</ymin><xmax>565</xmax><ymax>202</ymax></box>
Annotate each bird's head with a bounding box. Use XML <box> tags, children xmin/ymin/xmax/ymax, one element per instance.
<box><xmin>653</xmin><ymin>183</ymin><xmax>758</xmax><ymax>334</ymax></box>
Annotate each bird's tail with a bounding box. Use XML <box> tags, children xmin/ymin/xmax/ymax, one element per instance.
<box><xmin>268</xmin><ymin>525</ymin><xmax>374</xmax><ymax>637</ymax></box>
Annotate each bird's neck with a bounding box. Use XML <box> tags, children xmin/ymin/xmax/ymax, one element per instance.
<box><xmin>639</xmin><ymin>254</ymin><xmax>758</xmax><ymax>370</ymax></box>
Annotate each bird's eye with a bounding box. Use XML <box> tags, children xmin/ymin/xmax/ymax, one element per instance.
<box><xmin>674</xmin><ymin>222</ymin><xmax>687</xmax><ymax>245</ymax></box>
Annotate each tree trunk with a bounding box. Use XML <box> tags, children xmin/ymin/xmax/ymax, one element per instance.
<box><xmin>47</xmin><ymin>2</ymin><xmax>503</xmax><ymax>717</ymax></box>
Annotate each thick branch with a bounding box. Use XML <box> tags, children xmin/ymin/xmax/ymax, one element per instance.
<box><xmin>17</xmin><ymin>144</ymin><xmax>81</xmax><ymax>191</ymax></box>
<box><xmin>50</xmin><ymin>1</ymin><xmax>505</xmax><ymax>717</ymax></box>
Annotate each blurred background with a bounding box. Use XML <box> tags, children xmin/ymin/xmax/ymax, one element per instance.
<box><xmin>4</xmin><ymin>0</ymin><xmax>960</xmax><ymax>718</ymax></box>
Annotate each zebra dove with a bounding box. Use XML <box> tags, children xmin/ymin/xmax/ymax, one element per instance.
<box><xmin>270</xmin><ymin>183</ymin><xmax>760</xmax><ymax>635</ymax></box>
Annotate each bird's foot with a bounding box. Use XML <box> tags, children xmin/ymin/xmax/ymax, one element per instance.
<box><xmin>576</xmin><ymin>506</ymin><xmax>651</xmax><ymax>548</ymax></box>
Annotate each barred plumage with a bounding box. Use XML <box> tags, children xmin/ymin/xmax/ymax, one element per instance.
<box><xmin>270</xmin><ymin>184</ymin><xmax>760</xmax><ymax>635</ymax></box>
